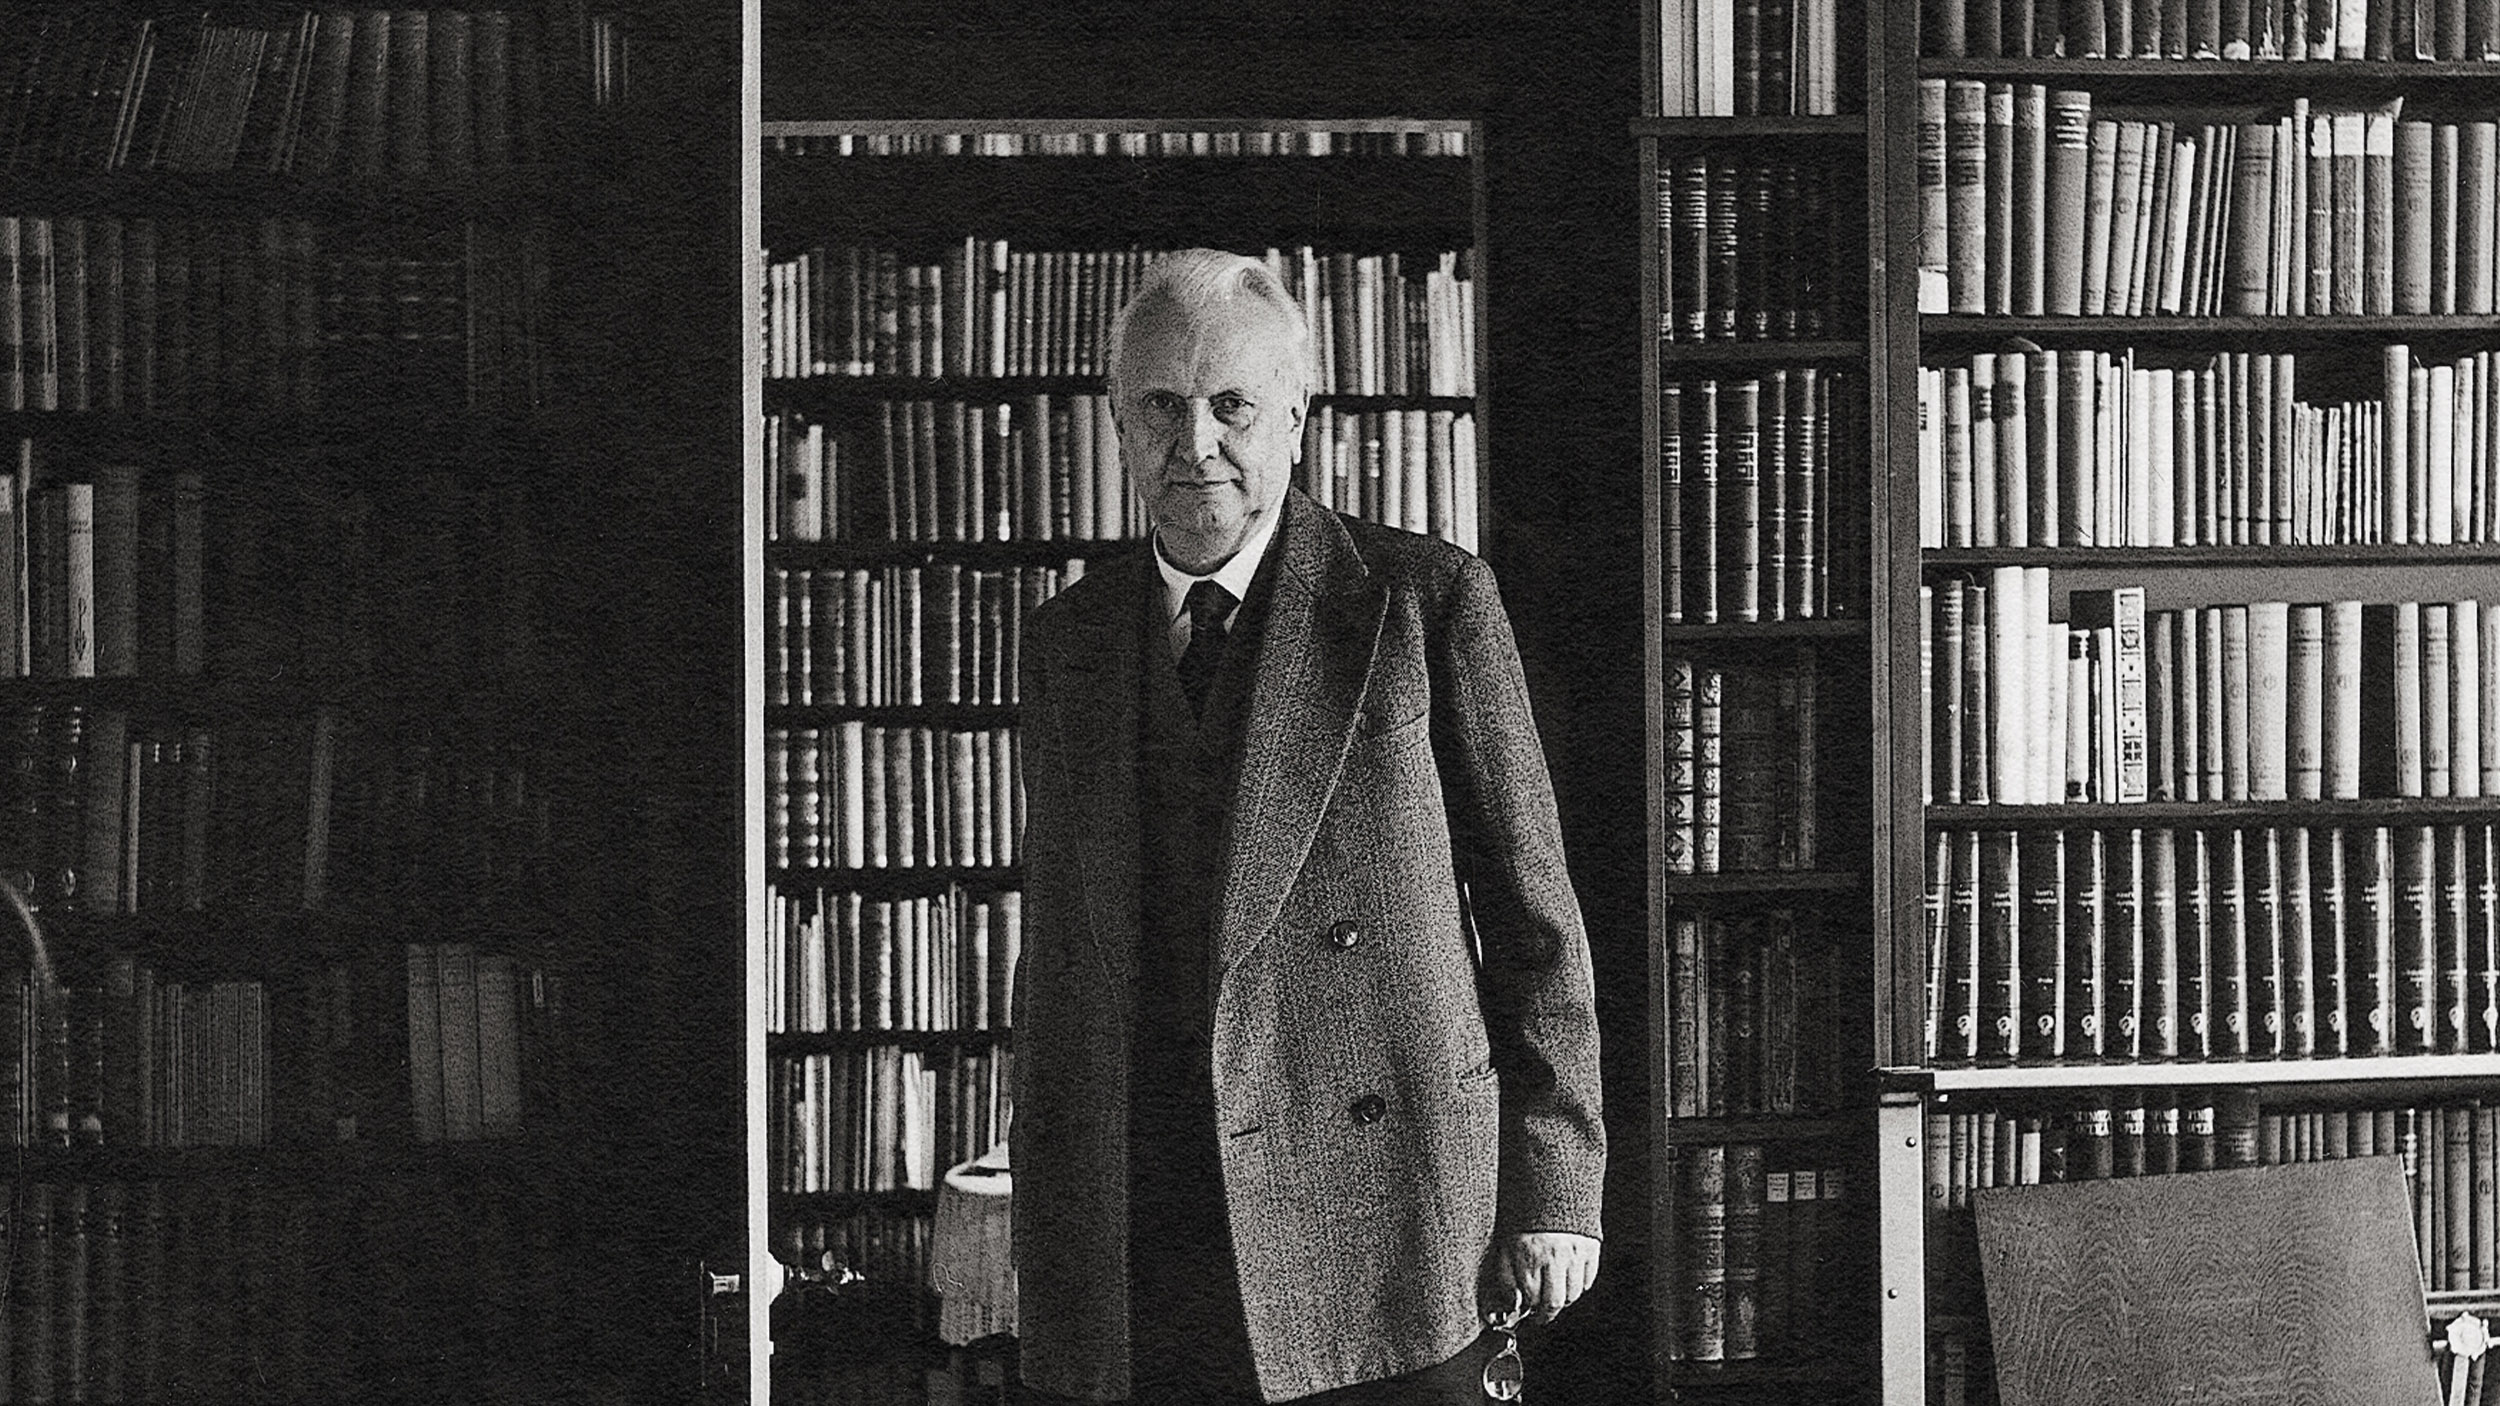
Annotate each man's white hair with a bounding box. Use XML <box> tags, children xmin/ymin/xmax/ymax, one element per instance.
<box><xmin>1105</xmin><ymin>248</ymin><xmax>1318</xmax><ymax>400</ymax></box>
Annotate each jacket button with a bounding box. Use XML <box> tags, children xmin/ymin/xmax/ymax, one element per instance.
<box><xmin>1329</xmin><ymin>920</ymin><xmax>1362</xmax><ymax>950</ymax></box>
<box><xmin>1350</xmin><ymin>1093</ymin><xmax>1387</xmax><ymax>1125</ymax></box>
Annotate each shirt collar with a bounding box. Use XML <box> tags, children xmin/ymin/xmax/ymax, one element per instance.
<box><xmin>1153</xmin><ymin>500</ymin><xmax>1283</xmax><ymax>625</ymax></box>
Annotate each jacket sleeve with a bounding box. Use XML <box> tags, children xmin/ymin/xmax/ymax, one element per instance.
<box><xmin>1426</xmin><ymin>553</ymin><xmax>1607</xmax><ymax>1241</ymax></box>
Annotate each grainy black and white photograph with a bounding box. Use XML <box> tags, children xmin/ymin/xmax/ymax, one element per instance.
<box><xmin>6</xmin><ymin>0</ymin><xmax>2497</xmax><ymax>1402</ymax></box>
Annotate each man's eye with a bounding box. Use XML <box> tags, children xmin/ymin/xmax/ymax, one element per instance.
<box><xmin>1211</xmin><ymin>396</ymin><xmax>1253</xmax><ymax>422</ymax></box>
<box><xmin>1143</xmin><ymin>392</ymin><xmax>1184</xmax><ymax>419</ymax></box>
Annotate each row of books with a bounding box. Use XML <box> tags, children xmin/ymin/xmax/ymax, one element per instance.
<box><xmin>1923</xmin><ymin>581</ymin><xmax>2500</xmax><ymax>805</ymax></box>
<box><xmin>1656</xmin><ymin>0</ymin><xmax>1849</xmax><ymax>116</ymax></box>
<box><xmin>766</xmin><ymin>565</ymin><xmax>1075</xmax><ymax>709</ymax></box>
<box><xmin>1924</xmin><ymin>823</ymin><xmax>2500</xmax><ymax>1064</ymax></box>
<box><xmin>1926</xmin><ymin>1097</ymin><xmax>2500</xmax><ymax>1292</ymax></box>
<box><xmin>1919</xmin><ymin>90</ymin><xmax>2500</xmax><ymax>319</ymax></box>
<box><xmin>202</xmin><ymin>467</ymin><xmax>553</xmax><ymax>695</ymax></box>
<box><xmin>1664</xmin><ymin>1144</ymin><xmax>1847</xmax><ymax>1363</ymax></box>
<box><xmin>768</xmin><ymin>400</ymin><xmax>1134</xmax><ymax>545</ymax></box>
<box><xmin>0</xmin><ymin>466</ymin><xmax>204</xmax><ymax>680</ymax></box>
<box><xmin>4</xmin><ymin>969</ymin><xmax>268</xmax><ymax>1149</ymax></box>
<box><xmin>760</xmin><ymin>242</ymin><xmax>1479</xmax><ymax>395</ymax></box>
<box><xmin>1664</xmin><ymin>907</ymin><xmax>1844</xmax><ymax>1114</ymax></box>
<box><xmin>1297</xmin><ymin>406</ymin><xmax>1483</xmax><ymax>555</ymax></box>
<box><xmin>764</xmin><ymin>129</ymin><xmax>1472</xmax><ymax>159</ymax></box>
<box><xmin>0</xmin><ymin>1174</ymin><xmax>556</xmax><ymax>1402</ymax></box>
<box><xmin>1663</xmin><ymin>654</ymin><xmax>1822</xmax><ymax>874</ymax></box>
<box><xmin>773</xmin><ymin>1205</ymin><xmax>940</xmax><ymax>1330</ymax></box>
<box><xmin>401</xmin><ymin>942</ymin><xmax>524</xmax><ymax>1144</ymax></box>
<box><xmin>1922</xmin><ymin>0</ymin><xmax>2500</xmax><ymax>57</ymax></box>
<box><xmin>1</xmin><ymin>941</ymin><xmax>552</xmax><ymax>1150</ymax></box>
<box><xmin>1660</xmin><ymin>370</ymin><xmax>1861</xmax><ymax>623</ymax></box>
<box><xmin>0</xmin><ymin>706</ymin><xmax>337</xmax><ymax>915</ymax></box>
<box><xmin>0</xmin><ymin>1178</ymin><xmax>323</xmax><ymax>1402</ymax></box>
<box><xmin>1919</xmin><ymin>347</ymin><xmax>2500</xmax><ymax>549</ymax></box>
<box><xmin>2</xmin><ymin>214</ymin><xmax>546</xmax><ymax>414</ymax></box>
<box><xmin>1653</xmin><ymin>156</ymin><xmax>1853</xmax><ymax>342</ymax></box>
<box><xmin>766</xmin><ymin>725</ymin><xmax>1023</xmax><ymax>874</ymax></box>
<box><xmin>328</xmin><ymin>739</ymin><xmax>554</xmax><ymax>913</ymax></box>
<box><xmin>764</xmin><ymin>887</ymin><xmax>1024</xmax><ymax>1036</ymax></box>
<box><xmin>767</xmin><ymin>1046</ymin><xmax>1012</xmax><ymax>1195</ymax></box>
<box><xmin>0</xmin><ymin>9</ymin><xmax>550</xmax><ymax>179</ymax></box>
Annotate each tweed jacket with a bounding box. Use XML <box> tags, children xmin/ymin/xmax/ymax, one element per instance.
<box><xmin>1010</xmin><ymin>490</ymin><xmax>1605</xmax><ymax>1403</ymax></box>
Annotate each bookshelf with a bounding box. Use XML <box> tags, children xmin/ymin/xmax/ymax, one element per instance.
<box><xmin>1870</xmin><ymin>2</ymin><xmax>2500</xmax><ymax>1401</ymax></box>
<box><xmin>752</xmin><ymin>114</ymin><xmax>1494</xmax><ymax>1388</ymax></box>
<box><xmin>1642</xmin><ymin>0</ymin><xmax>1889</xmax><ymax>1397</ymax></box>
<box><xmin>0</xmin><ymin>3</ymin><xmax>757</xmax><ymax>1399</ymax></box>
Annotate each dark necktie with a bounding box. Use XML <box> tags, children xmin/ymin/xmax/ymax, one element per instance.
<box><xmin>1176</xmin><ymin>580</ymin><xmax>1236</xmax><ymax>718</ymax></box>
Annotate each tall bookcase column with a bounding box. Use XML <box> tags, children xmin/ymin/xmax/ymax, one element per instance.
<box><xmin>1877</xmin><ymin>3</ymin><xmax>2500</xmax><ymax>1401</ymax></box>
<box><xmin>1643</xmin><ymin>0</ymin><xmax>1891</xmax><ymax>1397</ymax></box>
<box><xmin>752</xmin><ymin>117</ymin><xmax>1493</xmax><ymax>1393</ymax></box>
<box><xmin>0</xmin><ymin>1</ymin><xmax>706</xmax><ymax>1399</ymax></box>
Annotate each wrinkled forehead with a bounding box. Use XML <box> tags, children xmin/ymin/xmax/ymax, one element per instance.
<box><xmin>1115</xmin><ymin>293</ymin><xmax>1307</xmax><ymax>396</ymax></box>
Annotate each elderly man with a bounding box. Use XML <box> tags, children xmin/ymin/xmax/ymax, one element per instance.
<box><xmin>1011</xmin><ymin>248</ymin><xmax>1604</xmax><ymax>1406</ymax></box>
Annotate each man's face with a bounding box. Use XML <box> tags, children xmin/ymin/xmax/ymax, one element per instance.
<box><xmin>1113</xmin><ymin>293</ymin><xmax>1307</xmax><ymax>575</ymax></box>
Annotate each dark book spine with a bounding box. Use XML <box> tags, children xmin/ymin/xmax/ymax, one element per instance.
<box><xmin>1950</xmin><ymin>829</ymin><xmax>1985</xmax><ymax>1061</ymax></box>
<box><xmin>2356</xmin><ymin>825</ymin><xmax>2398</xmax><ymax>1055</ymax></box>
<box><xmin>2399</xmin><ymin>824</ymin><xmax>2441</xmax><ymax>1053</ymax></box>
<box><xmin>2251</xmin><ymin>828</ymin><xmax>2289</xmax><ymax>1058</ymax></box>
<box><xmin>2284</xmin><ymin>826</ymin><xmax>2318</xmax><ymax>1059</ymax></box>
<box><xmin>2105</xmin><ymin>828</ymin><xmax>2144</xmax><ymax>1059</ymax></box>
<box><xmin>1981</xmin><ymin>829</ymin><xmax>2022</xmax><ymax>1061</ymax></box>
<box><xmin>1709</xmin><ymin>163</ymin><xmax>1741</xmax><ymax>340</ymax></box>
<box><xmin>2181</xmin><ymin>829</ymin><xmax>2216</xmax><ymax>1059</ymax></box>
<box><xmin>2443</xmin><ymin>824</ymin><xmax>2475</xmax><ymax>1053</ymax></box>
<box><xmin>2023</xmin><ymin>827</ymin><xmax>2068</xmax><ymax>1058</ymax></box>
<box><xmin>1726</xmin><ymin>378</ymin><xmax>1763</xmax><ymax>624</ymax></box>
<box><xmin>2476</xmin><ymin>824</ymin><xmax>2500</xmax><ymax>1052</ymax></box>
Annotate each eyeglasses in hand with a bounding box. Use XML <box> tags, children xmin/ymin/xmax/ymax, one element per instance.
<box><xmin>1483</xmin><ymin>1293</ymin><xmax>1529</xmax><ymax>1401</ymax></box>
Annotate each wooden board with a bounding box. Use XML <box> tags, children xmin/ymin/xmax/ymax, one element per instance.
<box><xmin>1973</xmin><ymin>1156</ymin><xmax>2438</xmax><ymax>1406</ymax></box>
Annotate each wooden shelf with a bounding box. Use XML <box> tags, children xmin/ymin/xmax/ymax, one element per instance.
<box><xmin>766</xmin><ymin>377</ymin><xmax>1475</xmax><ymax>411</ymax></box>
<box><xmin>768</xmin><ymin>1028</ymin><xmax>1009</xmax><ymax>1055</ymax></box>
<box><xmin>1665</xmin><ymin>1356</ymin><xmax>1868</xmax><ymax>1383</ymax></box>
<box><xmin>1927</xmin><ymin>797</ymin><xmax>2500</xmax><ymax>825</ymax></box>
<box><xmin>1664</xmin><ymin>1113</ymin><xmax>1856</xmax><ymax>1142</ymax></box>
<box><xmin>763</xmin><ymin>156</ymin><xmax>1476</xmax><ymax>243</ymax></box>
<box><xmin>1658</xmin><ymin>618</ymin><xmax>1869</xmax><ymax>642</ymax></box>
<box><xmin>767</xmin><ymin>538</ymin><xmax>1133</xmax><ymax>568</ymax></box>
<box><xmin>0</xmin><ymin>407</ymin><xmax>557</xmax><ymax>453</ymax></box>
<box><xmin>2</xmin><ymin>165</ymin><xmax>571</xmax><ymax>220</ymax></box>
<box><xmin>2</xmin><ymin>1136</ymin><xmax>549</xmax><ymax>1181</ymax></box>
<box><xmin>1665</xmin><ymin>870</ymin><xmax>1865</xmax><ymax>895</ymax></box>
<box><xmin>1926</xmin><ymin>543</ymin><xmax>2500</xmax><ymax>569</ymax></box>
<box><xmin>1656</xmin><ymin>338</ymin><xmax>1869</xmax><ymax>365</ymax></box>
<box><xmin>1920</xmin><ymin>313</ymin><xmax>2500</xmax><ymax>347</ymax></box>
<box><xmin>766</xmin><ymin>703</ymin><xmax>1020</xmax><ymax>725</ymax></box>
<box><xmin>773</xmin><ymin>865</ymin><xmax>1022</xmax><ymax>889</ymax></box>
<box><xmin>1632</xmin><ymin>115</ymin><xmax>1869</xmax><ymax>138</ymax></box>
<box><xmin>1920</xmin><ymin>57</ymin><xmax>2500</xmax><ymax>81</ymax></box>
<box><xmin>1910</xmin><ymin>1053</ymin><xmax>2500</xmax><ymax>1095</ymax></box>
<box><xmin>770</xmin><ymin>1187</ymin><xmax>940</xmax><ymax>1212</ymax></box>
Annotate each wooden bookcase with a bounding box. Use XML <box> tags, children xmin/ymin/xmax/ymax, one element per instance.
<box><xmin>1865</xmin><ymin>7</ymin><xmax>2500</xmax><ymax>1405</ymax></box>
<box><xmin>1641</xmin><ymin>1</ymin><xmax>1894</xmax><ymax>1400</ymax></box>
<box><xmin>751</xmin><ymin>114</ymin><xmax>1493</xmax><ymax>1394</ymax></box>
<box><xmin>0</xmin><ymin>3</ymin><xmax>758</xmax><ymax>1399</ymax></box>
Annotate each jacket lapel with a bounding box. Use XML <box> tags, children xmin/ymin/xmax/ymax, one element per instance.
<box><xmin>1048</xmin><ymin>548</ymin><xmax>1150</xmax><ymax>979</ymax></box>
<box><xmin>1212</xmin><ymin>493</ymin><xmax>1386</xmax><ymax>979</ymax></box>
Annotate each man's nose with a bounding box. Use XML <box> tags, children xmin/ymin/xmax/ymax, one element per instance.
<box><xmin>1185</xmin><ymin>401</ymin><xmax>1225</xmax><ymax>464</ymax></box>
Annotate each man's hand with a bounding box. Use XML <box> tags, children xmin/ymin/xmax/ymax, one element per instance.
<box><xmin>1482</xmin><ymin>1231</ymin><xmax>1601</xmax><ymax>1325</ymax></box>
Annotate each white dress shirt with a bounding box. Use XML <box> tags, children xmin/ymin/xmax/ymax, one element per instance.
<box><xmin>1152</xmin><ymin>505</ymin><xmax>1283</xmax><ymax>663</ymax></box>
